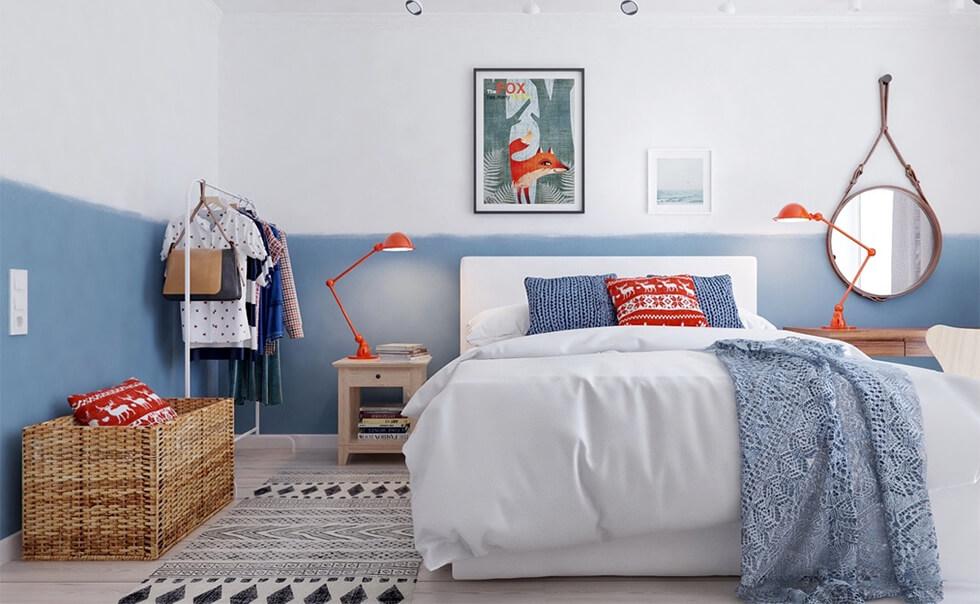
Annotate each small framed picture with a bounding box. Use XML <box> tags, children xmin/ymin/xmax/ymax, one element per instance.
<box><xmin>474</xmin><ymin>68</ymin><xmax>585</xmax><ymax>214</ymax></box>
<box><xmin>647</xmin><ymin>149</ymin><xmax>712</xmax><ymax>215</ymax></box>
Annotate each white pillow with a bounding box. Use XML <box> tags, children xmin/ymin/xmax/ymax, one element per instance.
<box><xmin>739</xmin><ymin>307</ymin><xmax>777</xmax><ymax>330</ymax></box>
<box><xmin>465</xmin><ymin>303</ymin><xmax>775</xmax><ymax>344</ymax></box>
<box><xmin>466</xmin><ymin>303</ymin><xmax>530</xmax><ymax>347</ymax></box>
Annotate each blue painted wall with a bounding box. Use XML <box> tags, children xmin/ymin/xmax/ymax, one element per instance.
<box><xmin>249</xmin><ymin>232</ymin><xmax>980</xmax><ymax>436</ymax></box>
<box><xmin>2</xmin><ymin>181</ymin><xmax>978</xmax><ymax>539</ymax></box>
<box><xmin>0</xmin><ymin>181</ymin><xmax>205</xmax><ymax>539</ymax></box>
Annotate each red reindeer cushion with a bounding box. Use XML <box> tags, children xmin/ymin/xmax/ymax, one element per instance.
<box><xmin>68</xmin><ymin>378</ymin><xmax>177</xmax><ymax>427</ymax></box>
<box><xmin>605</xmin><ymin>275</ymin><xmax>708</xmax><ymax>327</ymax></box>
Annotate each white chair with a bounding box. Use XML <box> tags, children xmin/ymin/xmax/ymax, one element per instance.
<box><xmin>926</xmin><ymin>325</ymin><xmax>980</xmax><ymax>380</ymax></box>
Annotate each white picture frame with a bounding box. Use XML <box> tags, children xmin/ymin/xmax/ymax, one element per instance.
<box><xmin>647</xmin><ymin>149</ymin><xmax>712</xmax><ymax>215</ymax></box>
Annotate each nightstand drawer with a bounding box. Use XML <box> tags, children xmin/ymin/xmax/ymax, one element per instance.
<box><xmin>783</xmin><ymin>327</ymin><xmax>931</xmax><ymax>358</ymax></box>
<box><xmin>343</xmin><ymin>367</ymin><xmax>412</xmax><ymax>387</ymax></box>
<box><xmin>904</xmin><ymin>338</ymin><xmax>932</xmax><ymax>357</ymax></box>
<box><xmin>850</xmin><ymin>340</ymin><xmax>905</xmax><ymax>357</ymax></box>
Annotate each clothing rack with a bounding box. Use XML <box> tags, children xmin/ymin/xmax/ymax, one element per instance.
<box><xmin>182</xmin><ymin>179</ymin><xmax>296</xmax><ymax>452</ymax></box>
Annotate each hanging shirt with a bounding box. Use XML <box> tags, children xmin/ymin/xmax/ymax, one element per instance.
<box><xmin>272</xmin><ymin>228</ymin><xmax>304</xmax><ymax>339</ymax></box>
<box><xmin>261</xmin><ymin>225</ymin><xmax>285</xmax><ymax>352</ymax></box>
<box><xmin>160</xmin><ymin>205</ymin><xmax>268</xmax><ymax>345</ymax></box>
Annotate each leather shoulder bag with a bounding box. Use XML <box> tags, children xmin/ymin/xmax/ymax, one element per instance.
<box><xmin>163</xmin><ymin>202</ymin><xmax>243</xmax><ymax>302</ymax></box>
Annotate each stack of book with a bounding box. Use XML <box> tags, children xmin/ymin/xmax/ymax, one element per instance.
<box><xmin>376</xmin><ymin>343</ymin><xmax>428</xmax><ymax>360</ymax></box>
<box><xmin>358</xmin><ymin>405</ymin><xmax>411</xmax><ymax>440</ymax></box>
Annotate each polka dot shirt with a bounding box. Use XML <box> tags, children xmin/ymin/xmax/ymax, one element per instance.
<box><xmin>161</xmin><ymin>206</ymin><xmax>268</xmax><ymax>345</ymax></box>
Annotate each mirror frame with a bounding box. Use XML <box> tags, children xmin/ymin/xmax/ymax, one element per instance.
<box><xmin>825</xmin><ymin>185</ymin><xmax>942</xmax><ymax>302</ymax></box>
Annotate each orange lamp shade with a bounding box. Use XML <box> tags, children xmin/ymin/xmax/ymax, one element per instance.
<box><xmin>773</xmin><ymin>203</ymin><xmax>814</xmax><ymax>223</ymax></box>
<box><xmin>381</xmin><ymin>232</ymin><xmax>414</xmax><ymax>252</ymax></box>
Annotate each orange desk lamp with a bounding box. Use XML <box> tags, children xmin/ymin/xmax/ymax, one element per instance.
<box><xmin>326</xmin><ymin>232</ymin><xmax>414</xmax><ymax>360</ymax></box>
<box><xmin>773</xmin><ymin>203</ymin><xmax>875</xmax><ymax>330</ymax></box>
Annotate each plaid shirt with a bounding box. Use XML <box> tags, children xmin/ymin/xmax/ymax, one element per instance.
<box><xmin>262</xmin><ymin>223</ymin><xmax>283</xmax><ymax>265</ymax></box>
<box><xmin>262</xmin><ymin>225</ymin><xmax>303</xmax><ymax>343</ymax></box>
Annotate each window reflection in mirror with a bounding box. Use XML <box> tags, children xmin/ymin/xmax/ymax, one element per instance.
<box><xmin>830</xmin><ymin>187</ymin><xmax>936</xmax><ymax>298</ymax></box>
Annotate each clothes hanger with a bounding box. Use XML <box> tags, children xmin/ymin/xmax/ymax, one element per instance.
<box><xmin>171</xmin><ymin>182</ymin><xmax>233</xmax><ymax>252</ymax></box>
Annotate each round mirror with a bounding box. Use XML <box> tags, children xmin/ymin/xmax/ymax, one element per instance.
<box><xmin>826</xmin><ymin>186</ymin><xmax>941</xmax><ymax>300</ymax></box>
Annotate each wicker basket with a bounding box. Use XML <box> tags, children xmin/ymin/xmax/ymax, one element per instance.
<box><xmin>22</xmin><ymin>397</ymin><xmax>234</xmax><ymax>560</ymax></box>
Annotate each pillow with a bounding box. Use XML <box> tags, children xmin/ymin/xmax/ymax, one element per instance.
<box><xmin>606</xmin><ymin>275</ymin><xmax>708</xmax><ymax>327</ymax></box>
<box><xmin>691</xmin><ymin>275</ymin><xmax>744</xmax><ymax>328</ymax></box>
<box><xmin>467</xmin><ymin>302</ymin><xmax>530</xmax><ymax>346</ymax></box>
<box><xmin>645</xmin><ymin>274</ymin><xmax>743</xmax><ymax>328</ymax></box>
<box><xmin>525</xmin><ymin>274</ymin><xmax>618</xmax><ymax>335</ymax></box>
<box><xmin>68</xmin><ymin>378</ymin><xmax>177</xmax><ymax>427</ymax></box>
<box><xmin>739</xmin><ymin>308</ymin><xmax>777</xmax><ymax>330</ymax></box>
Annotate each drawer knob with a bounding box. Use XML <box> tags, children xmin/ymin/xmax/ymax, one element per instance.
<box><xmin>375</xmin><ymin>374</ymin><xmax>381</xmax><ymax>379</ymax></box>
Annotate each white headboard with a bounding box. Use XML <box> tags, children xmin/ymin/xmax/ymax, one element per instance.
<box><xmin>459</xmin><ymin>256</ymin><xmax>758</xmax><ymax>352</ymax></box>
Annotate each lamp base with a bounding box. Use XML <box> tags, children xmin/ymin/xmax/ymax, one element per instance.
<box><xmin>347</xmin><ymin>338</ymin><xmax>378</xmax><ymax>360</ymax></box>
<box><xmin>821</xmin><ymin>305</ymin><xmax>856</xmax><ymax>330</ymax></box>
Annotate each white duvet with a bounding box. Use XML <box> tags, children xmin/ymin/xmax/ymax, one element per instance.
<box><xmin>402</xmin><ymin>327</ymin><xmax>980</xmax><ymax>578</ymax></box>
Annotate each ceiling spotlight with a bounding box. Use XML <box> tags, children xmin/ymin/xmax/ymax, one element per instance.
<box><xmin>848</xmin><ymin>0</ymin><xmax>862</xmax><ymax>12</ymax></box>
<box><xmin>621</xmin><ymin>1</ymin><xmax>639</xmax><ymax>15</ymax></box>
<box><xmin>718</xmin><ymin>0</ymin><xmax>736</xmax><ymax>14</ymax></box>
<box><xmin>405</xmin><ymin>0</ymin><xmax>422</xmax><ymax>16</ymax></box>
<box><xmin>524</xmin><ymin>1</ymin><xmax>541</xmax><ymax>15</ymax></box>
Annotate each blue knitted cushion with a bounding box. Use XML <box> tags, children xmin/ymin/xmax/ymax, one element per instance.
<box><xmin>644</xmin><ymin>274</ymin><xmax>744</xmax><ymax>328</ymax></box>
<box><xmin>524</xmin><ymin>274</ymin><xmax>618</xmax><ymax>335</ymax></box>
<box><xmin>692</xmin><ymin>275</ymin><xmax>743</xmax><ymax>328</ymax></box>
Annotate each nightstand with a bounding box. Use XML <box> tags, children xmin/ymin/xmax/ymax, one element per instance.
<box><xmin>333</xmin><ymin>355</ymin><xmax>431</xmax><ymax>465</ymax></box>
<box><xmin>783</xmin><ymin>327</ymin><xmax>931</xmax><ymax>357</ymax></box>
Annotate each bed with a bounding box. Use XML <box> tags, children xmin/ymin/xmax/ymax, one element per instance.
<box><xmin>402</xmin><ymin>256</ymin><xmax>980</xmax><ymax>584</ymax></box>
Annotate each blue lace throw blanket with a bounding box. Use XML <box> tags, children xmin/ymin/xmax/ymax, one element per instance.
<box><xmin>709</xmin><ymin>338</ymin><xmax>942</xmax><ymax>603</ymax></box>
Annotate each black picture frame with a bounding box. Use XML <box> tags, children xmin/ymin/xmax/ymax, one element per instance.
<box><xmin>473</xmin><ymin>68</ymin><xmax>585</xmax><ymax>214</ymax></box>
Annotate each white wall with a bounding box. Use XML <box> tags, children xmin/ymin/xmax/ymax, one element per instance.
<box><xmin>3</xmin><ymin>6</ymin><xmax>977</xmax><ymax>235</ymax></box>
<box><xmin>0</xmin><ymin>0</ymin><xmax>221</xmax><ymax>215</ymax></box>
<box><xmin>218</xmin><ymin>13</ymin><xmax>980</xmax><ymax>236</ymax></box>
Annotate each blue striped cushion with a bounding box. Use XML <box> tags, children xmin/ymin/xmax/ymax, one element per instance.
<box><xmin>525</xmin><ymin>274</ymin><xmax>618</xmax><ymax>335</ymax></box>
<box><xmin>692</xmin><ymin>275</ymin><xmax>743</xmax><ymax>328</ymax></box>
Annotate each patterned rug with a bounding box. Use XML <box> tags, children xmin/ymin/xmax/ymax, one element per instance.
<box><xmin>117</xmin><ymin>467</ymin><xmax>419</xmax><ymax>604</ymax></box>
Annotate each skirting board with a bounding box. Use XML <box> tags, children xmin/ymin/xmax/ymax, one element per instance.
<box><xmin>0</xmin><ymin>530</ymin><xmax>21</xmax><ymax>564</ymax></box>
<box><xmin>235</xmin><ymin>434</ymin><xmax>338</xmax><ymax>450</ymax></box>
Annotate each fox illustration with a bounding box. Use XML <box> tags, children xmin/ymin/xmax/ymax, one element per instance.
<box><xmin>509</xmin><ymin>130</ymin><xmax>569</xmax><ymax>204</ymax></box>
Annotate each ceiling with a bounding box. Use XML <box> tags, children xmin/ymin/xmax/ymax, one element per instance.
<box><xmin>213</xmin><ymin>0</ymin><xmax>979</xmax><ymax>17</ymax></box>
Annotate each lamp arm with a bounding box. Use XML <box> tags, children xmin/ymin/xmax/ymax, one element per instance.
<box><xmin>330</xmin><ymin>245</ymin><xmax>381</xmax><ymax>284</ymax></box>
<box><xmin>814</xmin><ymin>215</ymin><xmax>875</xmax><ymax>254</ymax></box>
<box><xmin>326</xmin><ymin>280</ymin><xmax>362</xmax><ymax>342</ymax></box>
<box><xmin>835</xmin><ymin>250</ymin><xmax>873</xmax><ymax>310</ymax></box>
<box><xmin>325</xmin><ymin>242</ymin><xmax>384</xmax><ymax>359</ymax></box>
<box><xmin>812</xmin><ymin>215</ymin><xmax>876</xmax><ymax>328</ymax></box>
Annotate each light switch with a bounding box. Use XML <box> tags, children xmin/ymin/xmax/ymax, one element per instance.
<box><xmin>9</xmin><ymin>269</ymin><xmax>28</xmax><ymax>336</ymax></box>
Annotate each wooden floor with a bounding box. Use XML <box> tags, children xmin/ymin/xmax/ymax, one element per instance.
<box><xmin>1</xmin><ymin>447</ymin><xmax>977</xmax><ymax>603</ymax></box>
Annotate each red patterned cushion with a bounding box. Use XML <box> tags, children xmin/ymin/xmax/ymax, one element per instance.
<box><xmin>68</xmin><ymin>378</ymin><xmax>177</xmax><ymax>427</ymax></box>
<box><xmin>605</xmin><ymin>275</ymin><xmax>708</xmax><ymax>327</ymax></box>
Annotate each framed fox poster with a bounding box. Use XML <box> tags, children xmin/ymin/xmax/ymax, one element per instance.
<box><xmin>474</xmin><ymin>68</ymin><xmax>584</xmax><ymax>213</ymax></box>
